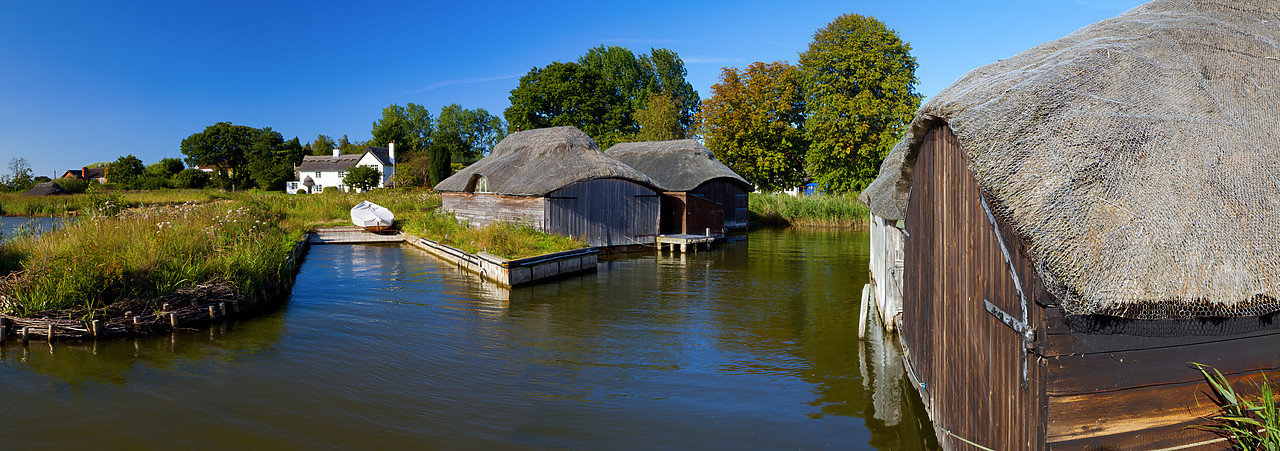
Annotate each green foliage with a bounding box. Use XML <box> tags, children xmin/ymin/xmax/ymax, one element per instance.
<box><xmin>309</xmin><ymin>134</ymin><xmax>336</xmax><ymax>156</ymax></box>
<box><xmin>342</xmin><ymin>165</ymin><xmax>382</xmax><ymax>192</ymax></box>
<box><xmin>1191</xmin><ymin>363</ymin><xmax>1279</xmax><ymax>449</ymax></box>
<box><xmin>146</xmin><ymin>158</ymin><xmax>185</xmax><ymax>179</ymax></box>
<box><xmin>799</xmin><ymin>13</ymin><xmax>920</xmax><ymax>194</ymax></box>
<box><xmin>506</xmin><ymin>61</ymin><xmax>629</xmax><ymax>148</ymax></box>
<box><xmin>371</xmin><ymin>103</ymin><xmax>432</xmax><ymax>156</ymax></box>
<box><xmin>108</xmin><ymin>154</ymin><xmax>146</xmax><ymax>188</ymax></box>
<box><xmin>579</xmin><ymin>45</ymin><xmax>700</xmax><ymax>135</ymax></box>
<box><xmin>748</xmin><ymin>192</ymin><xmax>869</xmax><ymax>228</ymax></box>
<box><xmin>172</xmin><ymin>168</ymin><xmax>210</xmax><ymax>189</ymax></box>
<box><xmin>435</xmin><ymin>103</ymin><xmax>505</xmax><ymax>160</ymax></box>
<box><xmin>1</xmin><ymin>157</ymin><xmax>35</xmax><ymax>193</ymax></box>
<box><xmin>181</xmin><ymin>122</ymin><xmax>302</xmax><ymax>191</ymax></box>
<box><xmin>54</xmin><ymin>177</ymin><xmax>88</xmax><ymax>194</ymax></box>
<box><xmin>399</xmin><ymin>211</ymin><xmax>585</xmax><ymax>260</ymax></box>
<box><xmin>429</xmin><ymin>133</ymin><xmax>460</xmax><ymax>186</ymax></box>
<box><xmin>633</xmin><ymin>93</ymin><xmax>684</xmax><ymax>141</ymax></box>
<box><xmin>322</xmin><ymin>186</ymin><xmax>339</xmax><ymax>195</ymax></box>
<box><xmin>697</xmin><ymin>62</ymin><xmax>808</xmax><ymax>192</ymax></box>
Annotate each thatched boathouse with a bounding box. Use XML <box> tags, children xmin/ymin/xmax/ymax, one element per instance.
<box><xmin>605</xmin><ymin>140</ymin><xmax>752</xmax><ymax>235</ymax></box>
<box><xmin>860</xmin><ymin>1</ymin><xmax>1280</xmax><ymax>449</ymax></box>
<box><xmin>435</xmin><ymin>126</ymin><xmax>662</xmax><ymax>248</ymax></box>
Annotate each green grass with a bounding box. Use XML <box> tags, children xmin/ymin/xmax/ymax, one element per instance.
<box><xmin>748</xmin><ymin>192</ymin><xmax>869</xmax><ymax>228</ymax></box>
<box><xmin>398</xmin><ymin>210</ymin><xmax>586</xmax><ymax>260</ymax></box>
<box><xmin>0</xmin><ymin>189</ymin><xmax>223</xmax><ymax>217</ymax></box>
<box><xmin>1192</xmin><ymin>363</ymin><xmax>1279</xmax><ymax>449</ymax></box>
<box><xmin>0</xmin><ymin>188</ymin><xmax>585</xmax><ymax>316</ymax></box>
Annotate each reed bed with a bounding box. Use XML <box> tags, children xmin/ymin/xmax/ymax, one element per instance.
<box><xmin>0</xmin><ymin>190</ymin><xmax>222</xmax><ymax>217</ymax></box>
<box><xmin>748</xmin><ymin>192</ymin><xmax>869</xmax><ymax>228</ymax></box>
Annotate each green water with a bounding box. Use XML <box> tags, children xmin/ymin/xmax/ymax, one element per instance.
<box><xmin>0</xmin><ymin>228</ymin><xmax>937</xmax><ymax>449</ymax></box>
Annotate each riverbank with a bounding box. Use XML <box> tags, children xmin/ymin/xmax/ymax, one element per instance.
<box><xmin>748</xmin><ymin>192</ymin><xmax>869</xmax><ymax>229</ymax></box>
<box><xmin>0</xmin><ymin>189</ymin><xmax>590</xmax><ymax>336</ymax></box>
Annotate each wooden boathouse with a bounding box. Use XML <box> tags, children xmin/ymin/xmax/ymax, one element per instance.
<box><xmin>860</xmin><ymin>1</ymin><xmax>1280</xmax><ymax>449</ymax></box>
<box><xmin>435</xmin><ymin>126</ymin><xmax>663</xmax><ymax>248</ymax></box>
<box><xmin>605</xmin><ymin>140</ymin><xmax>752</xmax><ymax>235</ymax></box>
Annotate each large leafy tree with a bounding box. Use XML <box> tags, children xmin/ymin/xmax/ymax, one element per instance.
<box><xmin>343</xmin><ymin>165</ymin><xmax>382</xmax><ymax>192</ymax></box>
<box><xmin>697</xmin><ymin>62</ymin><xmax>807</xmax><ymax>192</ymax></box>
<box><xmin>642</xmin><ymin>48</ymin><xmax>700</xmax><ymax>133</ymax></box>
<box><xmin>371</xmin><ymin>103</ymin><xmax>433</xmax><ymax>155</ymax></box>
<box><xmin>108</xmin><ymin>154</ymin><xmax>145</xmax><ymax>188</ymax></box>
<box><xmin>505</xmin><ymin>61</ymin><xmax>628</xmax><ymax>148</ymax></box>
<box><xmin>634</xmin><ymin>93</ymin><xmax>684</xmax><ymax>142</ymax></box>
<box><xmin>309</xmin><ymin>134</ymin><xmax>336</xmax><ymax>156</ymax></box>
<box><xmin>2</xmin><ymin>157</ymin><xmax>34</xmax><ymax>193</ymax></box>
<box><xmin>181</xmin><ymin>122</ymin><xmax>301</xmax><ymax>191</ymax></box>
<box><xmin>799</xmin><ymin>13</ymin><xmax>920</xmax><ymax>194</ymax></box>
<box><xmin>435</xmin><ymin>104</ymin><xmax>505</xmax><ymax>161</ymax></box>
<box><xmin>578</xmin><ymin>46</ymin><xmax>700</xmax><ymax>138</ymax></box>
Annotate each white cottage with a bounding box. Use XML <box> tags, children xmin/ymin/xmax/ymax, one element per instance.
<box><xmin>287</xmin><ymin>143</ymin><xmax>396</xmax><ymax>194</ymax></box>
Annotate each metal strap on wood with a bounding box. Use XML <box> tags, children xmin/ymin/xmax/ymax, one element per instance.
<box><xmin>980</xmin><ymin>195</ymin><xmax>1035</xmax><ymax>387</ymax></box>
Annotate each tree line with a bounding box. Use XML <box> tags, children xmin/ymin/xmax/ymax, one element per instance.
<box><xmin>7</xmin><ymin>12</ymin><xmax>916</xmax><ymax>196</ymax></box>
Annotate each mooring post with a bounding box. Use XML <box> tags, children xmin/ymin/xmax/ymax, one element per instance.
<box><xmin>219</xmin><ymin>302</ymin><xmax>227</xmax><ymax>317</ymax></box>
<box><xmin>169</xmin><ymin>313</ymin><xmax>177</xmax><ymax>328</ymax></box>
<box><xmin>208</xmin><ymin>305</ymin><xmax>217</xmax><ymax>318</ymax></box>
<box><xmin>46</xmin><ymin>324</ymin><xmax>53</xmax><ymax>341</ymax></box>
<box><xmin>858</xmin><ymin>284</ymin><xmax>871</xmax><ymax>339</ymax></box>
<box><xmin>22</xmin><ymin>326</ymin><xmax>29</xmax><ymax>344</ymax></box>
<box><xmin>133</xmin><ymin>316</ymin><xmax>140</xmax><ymax>326</ymax></box>
<box><xmin>91</xmin><ymin>319</ymin><xmax>101</xmax><ymax>337</ymax></box>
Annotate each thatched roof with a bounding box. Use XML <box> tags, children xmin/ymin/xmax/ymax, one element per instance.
<box><xmin>21</xmin><ymin>182</ymin><xmax>68</xmax><ymax>196</ymax></box>
<box><xmin>296</xmin><ymin>147</ymin><xmax>392</xmax><ymax>173</ymax></box>
<box><xmin>860</xmin><ymin>0</ymin><xmax>1280</xmax><ymax>319</ymax></box>
<box><xmin>434</xmin><ymin>126</ymin><xmax>661</xmax><ymax>196</ymax></box>
<box><xmin>604</xmin><ymin>140</ymin><xmax>752</xmax><ymax>192</ymax></box>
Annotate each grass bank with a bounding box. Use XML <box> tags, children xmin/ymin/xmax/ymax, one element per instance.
<box><xmin>0</xmin><ymin>189</ymin><xmax>586</xmax><ymax>319</ymax></box>
<box><xmin>749</xmin><ymin>192</ymin><xmax>869</xmax><ymax>228</ymax></box>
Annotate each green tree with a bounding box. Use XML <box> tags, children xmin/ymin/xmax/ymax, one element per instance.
<box><xmin>634</xmin><ymin>93</ymin><xmax>684</xmax><ymax>141</ymax></box>
<box><xmin>108</xmin><ymin>154</ymin><xmax>145</xmax><ymax>189</ymax></box>
<box><xmin>799</xmin><ymin>13</ymin><xmax>921</xmax><ymax>194</ymax></box>
<box><xmin>505</xmin><ymin>61</ymin><xmax>629</xmax><ymax>149</ymax></box>
<box><xmin>172</xmin><ymin>168</ymin><xmax>210</xmax><ymax>189</ymax></box>
<box><xmin>2</xmin><ymin>157</ymin><xmax>34</xmax><ymax>193</ymax></box>
<box><xmin>435</xmin><ymin>104</ymin><xmax>505</xmax><ymax>161</ymax></box>
<box><xmin>146</xmin><ymin>158</ymin><xmax>185</xmax><ymax>179</ymax></box>
<box><xmin>428</xmin><ymin>132</ymin><xmax>461</xmax><ymax>186</ymax></box>
<box><xmin>642</xmin><ymin>48</ymin><xmax>700</xmax><ymax>133</ymax></box>
<box><xmin>343</xmin><ymin>165</ymin><xmax>382</xmax><ymax>192</ymax></box>
<box><xmin>578</xmin><ymin>46</ymin><xmax>700</xmax><ymax>137</ymax></box>
<box><xmin>180</xmin><ymin>122</ymin><xmax>259</xmax><ymax>190</ymax></box>
<box><xmin>310</xmin><ymin>134</ymin><xmax>336</xmax><ymax>156</ymax></box>
<box><xmin>371</xmin><ymin>103</ymin><xmax>433</xmax><ymax>155</ymax></box>
<box><xmin>55</xmin><ymin>177</ymin><xmax>88</xmax><ymax>193</ymax></box>
<box><xmin>697</xmin><ymin>62</ymin><xmax>808</xmax><ymax>192</ymax></box>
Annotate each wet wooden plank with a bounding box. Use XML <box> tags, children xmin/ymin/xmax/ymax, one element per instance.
<box><xmin>1048</xmin><ymin>418</ymin><xmax>1229</xmax><ymax>450</ymax></box>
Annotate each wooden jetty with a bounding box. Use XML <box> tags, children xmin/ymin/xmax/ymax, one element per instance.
<box><xmin>308</xmin><ymin>226</ymin><xmax>404</xmax><ymax>244</ymax></box>
<box><xmin>656</xmin><ymin>234</ymin><xmax>715</xmax><ymax>253</ymax></box>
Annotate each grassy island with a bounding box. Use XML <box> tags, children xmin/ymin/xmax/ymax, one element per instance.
<box><xmin>748</xmin><ymin>192</ymin><xmax>869</xmax><ymax>228</ymax></box>
<box><xmin>0</xmin><ymin>189</ymin><xmax>587</xmax><ymax>330</ymax></box>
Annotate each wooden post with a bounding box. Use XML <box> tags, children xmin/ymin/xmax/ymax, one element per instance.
<box><xmin>46</xmin><ymin>324</ymin><xmax>53</xmax><ymax>341</ymax></box>
<box><xmin>858</xmin><ymin>284</ymin><xmax>871</xmax><ymax>339</ymax></box>
<box><xmin>133</xmin><ymin>316</ymin><xmax>140</xmax><ymax>326</ymax></box>
<box><xmin>162</xmin><ymin>303</ymin><xmax>169</xmax><ymax>312</ymax></box>
<box><xmin>0</xmin><ymin>323</ymin><xmax>6</xmax><ymax>344</ymax></box>
<box><xmin>91</xmin><ymin>319</ymin><xmax>101</xmax><ymax>337</ymax></box>
<box><xmin>219</xmin><ymin>302</ymin><xmax>227</xmax><ymax>317</ymax></box>
<box><xmin>22</xmin><ymin>326</ymin><xmax>29</xmax><ymax>344</ymax></box>
<box><xmin>169</xmin><ymin>313</ymin><xmax>177</xmax><ymax>328</ymax></box>
<box><xmin>208</xmin><ymin>305</ymin><xmax>217</xmax><ymax>318</ymax></box>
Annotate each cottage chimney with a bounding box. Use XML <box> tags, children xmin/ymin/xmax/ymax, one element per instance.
<box><xmin>388</xmin><ymin>141</ymin><xmax>395</xmax><ymax>166</ymax></box>
<box><xmin>332</xmin><ymin>147</ymin><xmax>340</xmax><ymax>158</ymax></box>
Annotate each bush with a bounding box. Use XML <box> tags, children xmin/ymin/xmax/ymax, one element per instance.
<box><xmin>296</xmin><ymin>189</ymin><xmax>308</xmax><ymax>195</ymax></box>
<box><xmin>172</xmin><ymin>169</ymin><xmax>210</xmax><ymax>189</ymax></box>
<box><xmin>322</xmin><ymin>186</ymin><xmax>339</xmax><ymax>195</ymax></box>
<box><xmin>55</xmin><ymin>177</ymin><xmax>88</xmax><ymax>194</ymax></box>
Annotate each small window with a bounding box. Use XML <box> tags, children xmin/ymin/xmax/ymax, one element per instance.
<box><xmin>338</xmin><ymin>171</ymin><xmax>346</xmax><ymax>178</ymax></box>
<box><xmin>465</xmin><ymin>174</ymin><xmax>489</xmax><ymax>193</ymax></box>
<box><xmin>314</xmin><ymin>171</ymin><xmax>321</xmax><ymax>178</ymax></box>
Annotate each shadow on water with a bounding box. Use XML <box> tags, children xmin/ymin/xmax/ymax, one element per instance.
<box><xmin>0</xmin><ymin>229</ymin><xmax>938</xmax><ymax>449</ymax></box>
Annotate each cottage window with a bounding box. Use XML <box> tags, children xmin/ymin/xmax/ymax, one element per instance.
<box><xmin>314</xmin><ymin>171</ymin><xmax>321</xmax><ymax>178</ymax></box>
<box><xmin>338</xmin><ymin>171</ymin><xmax>346</xmax><ymax>178</ymax></box>
<box><xmin>465</xmin><ymin>174</ymin><xmax>489</xmax><ymax>193</ymax></box>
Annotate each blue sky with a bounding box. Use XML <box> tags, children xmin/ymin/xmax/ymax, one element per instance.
<box><xmin>1</xmin><ymin>0</ymin><xmax>1147</xmax><ymax>177</ymax></box>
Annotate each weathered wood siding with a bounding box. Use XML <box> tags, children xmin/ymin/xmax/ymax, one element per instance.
<box><xmin>441</xmin><ymin>193</ymin><xmax>546</xmax><ymax>229</ymax></box>
<box><xmin>1042</xmin><ymin>308</ymin><xmax>1280</xmax><ymax>449</ymax></box>
<box><xmin>690</xmin><ymin>180</ymin><xmax>748</xmax><ymax>230</ymax></box>
<box><xmin>903</xmin><ymin>122</ymin><xmax>1047</xmax><ymax>450</ymax></box>
<box><xmin>545</xmin><ymin>178</ymin><xmax>660</xmax><ymax>247</ymax></box>
<box><xmin>660</xmin><ymin>192</ymin><xmax>725</xmax><ymax>236</ymax></box>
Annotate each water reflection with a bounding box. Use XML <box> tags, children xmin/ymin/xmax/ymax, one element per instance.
<box><xmin>0</xmin><ymin>230</ymin><xmax>937</xmax><ymax>449</ymax></box>
<box><xmin>0</xmin><ymin>216</ymin><xmax>69</xmax><ymax>242</ymax></box>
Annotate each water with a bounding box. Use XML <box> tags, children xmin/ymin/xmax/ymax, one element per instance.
<box><xmin>0</xmin><ymin>228</ymin><xmax>937</xmax><ymax>449</ymax></box>
<box><xmin>1</xmin><ymin>216</ymin><xmax>67</xmax><ymax>242</ymax></box>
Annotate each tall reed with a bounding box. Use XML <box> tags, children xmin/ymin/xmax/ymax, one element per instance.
<box><xmin>749</xmin><ymin>192</ymin><xmax>869</xmax><ymax>228</ymax></box>
<box><xmin>1191</xmin><ymin>363</ymin><xmax>1279</xmax><ymax>449</ymax></box>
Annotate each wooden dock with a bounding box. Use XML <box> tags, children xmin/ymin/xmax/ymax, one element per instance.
<box><xmin>656</xmin><ymin>234</ymin><xmax>716</xmax><ymax>253</ymax></box>
<box><xmin>309</xmin><ymin>227</ymin><xmax>405</xmax><ymax>244</ymax></box>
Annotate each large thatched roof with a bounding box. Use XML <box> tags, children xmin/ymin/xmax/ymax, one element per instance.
<box><xmin>860</xmin><ymin>0</ymin><xmax>1280</xmax><ymax>319</ymax></box>
<box><xmin>435</xmin><ymin>126</ymin><xmax>661</xmax><ymax>196</ymax></box>
<box><xmin>604</xmin><ymin>140</ymin><xmax>752</xmax><ymax>192</ymax></box>
<box><xmin>21</xmin><ymin>182</ymin><xmax>68</xmax><ymax>196</ymax></box>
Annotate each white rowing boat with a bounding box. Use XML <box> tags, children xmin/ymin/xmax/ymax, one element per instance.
<box><xmin>350</xmin><ymin>200</ymin><xmax>394</xmax><ymax>232</ymax></box>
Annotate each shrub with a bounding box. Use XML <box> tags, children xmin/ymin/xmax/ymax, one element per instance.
<box><xmin>322</xmin><ymin>186</ymin><xmax>339</xmax><ymax>195</ymax></box>
<box><xmin>55</xmin><ymin>177</ymin><xmax>88</xmax><ymax>194</ymax></box>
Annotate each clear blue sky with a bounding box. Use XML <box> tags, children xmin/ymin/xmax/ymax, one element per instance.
<box><xmin>0</xmin><ymin>0</ymin><xmax>1148</xmax><ymax>177</ymax></box>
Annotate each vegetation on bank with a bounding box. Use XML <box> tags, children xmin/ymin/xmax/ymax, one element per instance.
<box><xmin>1</xmin><ymin>189</ymin><xmax>587</xmax><ymax>318</ymax></box>
<box><xmin>1193</xmin><ymin>363</ymin><xmax>1279</xmax><ymax>449</ymax></box>
<box><xmin>398</xmin><ymin>210</ymin><xmax>585</xmax><ymax>260</ymax></box>
<box><xmin>749</xmin><ymin>192</ymin><xmax>869</xmax><ymax>228</ymax></box>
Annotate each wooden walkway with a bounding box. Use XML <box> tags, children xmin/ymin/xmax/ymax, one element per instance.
<box><xmin>656</xmin><ymin>234</ymin><xmax>716</xmax><ymax>253</ymax></box>
<box><xmin>309</xmin><ymin>227</ymin><xmax>405</xmax><ymax>244</ymax></box>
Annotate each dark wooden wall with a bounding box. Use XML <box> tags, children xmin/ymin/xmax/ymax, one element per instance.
<box><xmin>902</xmin><ymin>122</ymin><xmax>1047</xmax><ymax>450</ymax></box>
<box><xmin>661</xmin><ymin>192</ymin><xmax>724</xmax><ymax>236</ymax></box>
<box><xmin>442</xmin><ymin>193</ymin><xmax>546</xmax><ymax>228</ymax></box>
<box><xmin>545</xmin><ymin>178</ymin><xmax>660</xmax><ymax>247</ymax></box>
<box><xmin>690</xmin><ymin>180</ymin><xmax>748</xmax><ymax>230</ymax></box>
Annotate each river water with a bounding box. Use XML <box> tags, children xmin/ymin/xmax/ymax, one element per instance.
<box><xmin>0</xmin><ymin>228</ymin><xmax>937</xmax><ymax>449</ymax></box>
